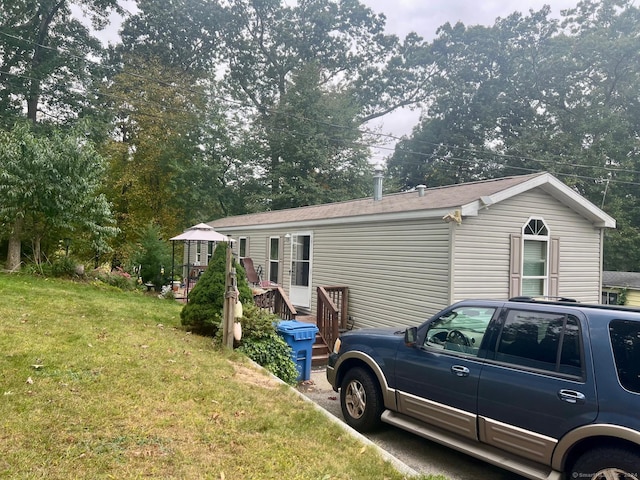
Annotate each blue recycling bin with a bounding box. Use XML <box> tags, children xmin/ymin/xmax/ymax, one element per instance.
<box><xmin>276</xmin><ymin>320</ymin><xmax>318</xmax><ymax>382</ymax></box>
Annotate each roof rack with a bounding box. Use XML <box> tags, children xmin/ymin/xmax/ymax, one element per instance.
<box><xmin>509</xmin><ymin>296</ymin><xmax>579</xmax><ymax>303</ymax></box>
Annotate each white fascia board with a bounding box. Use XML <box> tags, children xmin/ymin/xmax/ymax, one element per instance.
<box><xmin>215</xmin><ymin>207</ymin><xmax>456</xmax><ymax>234</ymax></box>
<box><xmin>472</xmin><ymin>173</ymin><xmax>616</xmax><ymax>228</ymax></box>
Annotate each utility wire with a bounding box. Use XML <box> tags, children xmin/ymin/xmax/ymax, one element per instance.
<box><xmin>2</xmin><ymin>30</ymin><xmax>640</xmax><ymax>185</ymax></box>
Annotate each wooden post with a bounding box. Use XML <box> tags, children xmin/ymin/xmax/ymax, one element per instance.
<box><xmin>222</xmin><ymin>243</ymin><xmax>236</xmax><ymax>349</ymax></box>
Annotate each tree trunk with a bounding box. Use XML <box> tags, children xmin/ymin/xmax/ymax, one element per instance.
<box><xmin>5</xmin><ymin>217</ymin><xmax>24</xmax><ymax>272</ymax></box>
<box><xmin>33</xmin><ymin>236</ymin><xmax>42</xmax><ymax>265</ymax></box>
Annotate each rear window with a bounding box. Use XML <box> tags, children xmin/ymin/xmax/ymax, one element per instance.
<box><xmin>609</xmin><ymin>320</ymin><xmax>640</xmax><ymax>394</ymax></box>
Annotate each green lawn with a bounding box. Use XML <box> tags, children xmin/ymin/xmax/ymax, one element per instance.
<box><xmin>0</xmin><ymin>274</ymin><xmax>437</xmax><ymax>479</ymax></box>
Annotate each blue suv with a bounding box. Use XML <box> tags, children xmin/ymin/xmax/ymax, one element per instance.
<box><xmin>327</xmin><ymin>298</ymin><xmax>640</xmax><ymax>480</ymax></box>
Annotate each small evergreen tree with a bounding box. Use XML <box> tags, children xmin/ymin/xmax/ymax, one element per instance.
<box><xmin>180</xmin><ymin>242</ymin><xmax>252</xmax><ymax>335</ymax></box>
<box><xmin>132</xmin><ymin>224</ymin><xmax>171</xmax><ymax>289</ymax></box>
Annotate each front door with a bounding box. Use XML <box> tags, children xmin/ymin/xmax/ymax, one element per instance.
<box><xmin>289</xmin><ymin>233</ymin><xmax>312</xmax><ymax>308</ymax></box>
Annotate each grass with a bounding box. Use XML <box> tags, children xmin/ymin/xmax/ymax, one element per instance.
<box><xmin>0</xmin><ymin>273</ymin><xmax>441</xmax><ymax>479</ymax></box>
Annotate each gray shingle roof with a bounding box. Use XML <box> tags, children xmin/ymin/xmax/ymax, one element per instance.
<box><xmin>209</xmin><ymin>173</ymin><xmax>544</xmax><ymax>228</ymax></box>
<box><xmin>603</xmin><ymin>271</ymin><xmax>640</xmax><ymax>289</ymax></box>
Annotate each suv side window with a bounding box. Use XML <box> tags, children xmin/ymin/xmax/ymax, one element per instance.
<box><xmin>493</xmin><ymin>309</ymin><xmax>582</xmax><ymax>376</ymax></box>
<box><xmin>424</xmin><ymin>306</ymin><xmax>496</xmax><ymax>356</ymax></box>
<box><xmin>609</xmin><ymin>320</ymin><xmax>640</xmax><ymax>393</ymax></box>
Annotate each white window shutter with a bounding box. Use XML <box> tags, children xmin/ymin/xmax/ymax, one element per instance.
<box><xmin>510</xmin><ymin>233</ymin><xmax>522</xmax><ymax>298</ymax></box>
<box><xmin>549</xmin><ymin>237</ymin><xmax>560</xmax><ymax>297</ymax></box>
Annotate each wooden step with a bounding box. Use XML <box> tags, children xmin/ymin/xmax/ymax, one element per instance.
<box><xmin>312</xmin><ymin>332</ymin><xmax>329</xmax><ymax>366</ymax></box>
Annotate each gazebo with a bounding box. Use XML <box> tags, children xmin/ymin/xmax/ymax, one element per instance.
<box><xmin>170</xmin><ymin>223</ymin><xmax>233</xmax><ymax>300</ymax></box>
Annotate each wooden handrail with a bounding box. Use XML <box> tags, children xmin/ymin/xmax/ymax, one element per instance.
<box><xmin>253</xmin><ymin>286</ymin><xmax>297</xmax><ymax>320</ymax></box>
<box><xmin>317</xmin><ymin>286</ymin><xmax>348</xmax><ymax>349</ymax></box>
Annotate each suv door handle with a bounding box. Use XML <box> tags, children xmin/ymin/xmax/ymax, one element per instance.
<box><xmin>558</xmin><ymin>389</ymin><xmax>586</xmax><ymax>404</ymax></box>
<box><xmin>451</xmin><ymin>365</ymin><xmax>470</xmax><ymax>377</ymax></box>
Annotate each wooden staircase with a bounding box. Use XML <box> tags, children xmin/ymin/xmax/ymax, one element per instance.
<box><xmin>296</xmin><ymin>314</ymin><xmax>330</xmax><ymax>366</ymax></box>
<box><xmin>254</xmin><ymin>286</ymin><xmax>348</xmax><ymax>367</ymax></box>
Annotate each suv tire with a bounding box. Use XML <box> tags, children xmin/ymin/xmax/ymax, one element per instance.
<box><xmin>340</xmin><ymin>367</ymin><xmax>383</xmax><ymax>432</ymax></box>
<box><xmin>570</xmin><ymin>447</ymin><xmax>640</xmax><ymax>480</ymax></box>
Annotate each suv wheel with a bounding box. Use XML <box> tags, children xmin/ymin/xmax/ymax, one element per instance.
<box><xmin>570</xmin><ymin>447</ymin><xmax>640</xmax><ymax>480</ymax></box>
<box><xmin>340</xmin><ymin>367</ymin><xmax>383</xmax><ymax>432</ymax></box>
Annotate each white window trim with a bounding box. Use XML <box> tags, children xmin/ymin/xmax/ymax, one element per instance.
<box><xmin>521</xmin><ymin>217</ymin><xmax>550</xmax><ymax>297</ymax></box>
<box><xmin>268</xmin><ymin>236</ymin><xmax>280</xmax><ymax>284</ymax></box>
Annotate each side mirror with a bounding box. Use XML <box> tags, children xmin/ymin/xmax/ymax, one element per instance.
<box><xmin>404</xmin><ymin>327</ymin><xmax>418</xmax><ymax>346</ymax></box>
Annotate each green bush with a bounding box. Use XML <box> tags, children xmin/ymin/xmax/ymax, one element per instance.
<box><xmin>132</xmin><ymin>224</ymin><xmax>171</xmax><ymax>289</ymax></box>
<box><xmin>50</xmin><ymin>256</ymin><xmax>79</xmax><ymax>278</ymax></box>
<box><xmin>180</xmin><ymin>242</ymin><xmax>252</xmax><ymax>335</ymax></box>
<box><xmin>92</xmin><ymin>267</ymin><xmax>137</xmax><ymax>290</ymax></box>
<box><xmin>235</xmin><ymin>304</ymin><xmax>299</xmax><ymax>385</ymax></box>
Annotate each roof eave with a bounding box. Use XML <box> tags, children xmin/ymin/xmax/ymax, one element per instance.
<box><xmin>461</xmin><ymin>173</ymin><xmax>615</xmax><ymax>228</ymax></box>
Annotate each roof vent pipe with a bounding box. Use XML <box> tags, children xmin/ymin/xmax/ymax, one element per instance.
<box><xmin>373</xmin><ymin>167</ymin><xmax>383</xmax><ymax>201</ymax></box>
<box><xmin>416</xmin><ymin>184</ymin><xmax>426</xmax><ymax>197</ymax></box>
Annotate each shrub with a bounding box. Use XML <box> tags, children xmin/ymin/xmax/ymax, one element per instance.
<box><xmin>90</xmin><ymin>266</ymin><xmax>137</xmax><ymax>290</ymax></box>
<box><xmin>235</xmin><ymin>303</ymin><xmax>299</xmax><ymax>385</ymax></box>
<box><xmin>180</xmin><ymin>242</ymin><xmax>252</xmax><ymax>335</ymax></box>
<box><xmin>131</xmin><ymin>224</ymin><xmax>171</xmax><ymax>289</ymax></box>
<box><xmin>50</xmin><ymin>256</ymin><xmax>79</xmax><ymax>278</ymax></box>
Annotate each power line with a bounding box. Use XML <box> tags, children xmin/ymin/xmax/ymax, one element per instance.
<box><xmin>3</xmin><ymin>30</ymin><xmax>640</xmax><ymax>186</ymax></box>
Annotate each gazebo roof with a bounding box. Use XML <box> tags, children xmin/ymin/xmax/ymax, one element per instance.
<box><xmin>170</xmin><ymin>223</ymin><xmax>234</xmax><ymax>242</ymax></box>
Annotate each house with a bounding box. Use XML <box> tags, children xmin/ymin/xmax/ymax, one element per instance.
<box><xmin>208</xmin><ymin>172</ymin><xmax>615</xmax><ymax>331</ymax></box>
<box><xmin>602</xmin><ymin>271</ymin><xmax>640</xmax><ymax>306</ymax></box>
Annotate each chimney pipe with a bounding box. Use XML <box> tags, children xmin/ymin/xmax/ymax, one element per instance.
<box><xmin>416</xmin><ymin>184</ymin><xmax>426</xmax><ymax>197</ymax></box>
<box><xmin>373</xmin><ymin>167</ymin><xmax>383</xmax><ymax>201</ymax></box>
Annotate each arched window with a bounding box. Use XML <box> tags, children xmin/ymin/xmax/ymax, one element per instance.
<box><xmin>510</xmin><ymin>219</ymin><xmax>559</xmax><ymax>298</ymax></box>
<box><xmin>522</xmin><ymin>218</ymin><xmax>549</xmax><ymax>296</ymax></box>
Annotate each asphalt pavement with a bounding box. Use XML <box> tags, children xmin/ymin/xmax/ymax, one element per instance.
<box><xmin>296</xmin><ymin>367</ymin><xmax>526</xmax><ymax>480</ymax></box>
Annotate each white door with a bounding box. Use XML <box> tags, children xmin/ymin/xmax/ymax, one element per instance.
<box><xmin>289</xmin><ymin>233</ymin><xmax>312</xmax><ymax>308</ymax></box>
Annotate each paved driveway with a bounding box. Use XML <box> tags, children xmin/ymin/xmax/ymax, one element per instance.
<box><xmin>297</xmin><ymin>367</ymin><xmax>527</xmax><ymax>480</ymax></box>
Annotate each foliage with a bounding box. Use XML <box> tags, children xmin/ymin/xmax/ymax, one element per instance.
<box><xmin>100</xmin><ymin>57</ymin><xmax>212</xmax><ymax>242</ymax></box>
<box><xmin>49</xmin><ymin>256</ymin><xmax>80</xmax><ymax>279</ymax></box>
<box><xmin>90</xmin><ymin>266</ymin><xmax>138</xmax><ymax>291</ymax></box>
<box><xmin>131</xmin><ymin>224</ymin><xmax>172</xmax><ymax>289</ymax></box>
<box><xmin>387</xmin><ymin>0</ymin><xmax>640</xmax><ymax>269</ymax></box>
<box><xmin>220</xmin><ymin>303</ymin><xmax>299</xmax><ymax>385</ymax></box>
<box><xmin>180</xmin><ymin>242</ymin><xmax>252</xmax><ymax>335</ymax></box>
<box><xmin>0</xmin><ymin>123</ymin><xmax>118</xmax><ymax>271</ymax></box>
<box><xmin>0</xmin><ymin>0</ymin><xmax>122</xmax><ymax>126</ymax></box>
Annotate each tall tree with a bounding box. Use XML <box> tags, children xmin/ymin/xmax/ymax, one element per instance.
<box><xmin>387</xmin><ymin>0</ymin><xmax>640</xmax><ymax>269</ymax></box>
<box><xmin>0</xmin><ymin>0</ymin><xmax>121</xmax><ymax>126</ymax></box>
<box><xmin>218</xmin><ymin>0</ymin><xmax>434</xmax><ymax>207</ymax></box>
<box><xmin>0</xmin><ymin>123</ymin><xmax>117</xmax><ymax>270</ymax></box>
<box><xmin>102</xmin><ymin>57</ymin><xmax>208</xmax><ymax>245</ymax></box>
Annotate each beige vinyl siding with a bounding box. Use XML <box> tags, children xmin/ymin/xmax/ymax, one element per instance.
<box><xmin>625</xmin><ymin>290</ymin><xmax>640</xmax><ymax>307</ymax></box>
<box><xmin>311</xmin><ymin>219</ymin><xmax>450</xmax><ymax>329</ymax></box>
<box><xmin>453</xmin><ymin>188</ymin><xmax>602</xmax><ymax>303</ymax></box>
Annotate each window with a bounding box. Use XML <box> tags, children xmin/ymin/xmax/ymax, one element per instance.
<box><xmin>195</xmin><ymin>242</ymin><xmax>202</xmax><ymax>265</ymax></box>
<box><xmin>207</xmin><ymin>242</ymin><xmax>214</xmax><ymax>263</ymax></box>
<box><xmin>610</xmin><ymin>320</ymin><xmax>640</xmax><ymax>393</ymax></box>
<box><xmin>269</xmin><ymin>237</ymin><xmax>280</xmax><ymax>284</ymax></box>
<box><xmin>522</xmin><ymin>219</ymin><xmax>549</xmax><ymax>296</ymax></box>
<box><xmin>239</xmin><ymin>237</ymin><xmax>247</xmax><ymax>262</ymax></box>
<box><xmin>602</xmin><ymin>291</ymin><xmax>619</xmax><ymax>305</ymax></box>
<box><xmin>424</xmin><ymin>306</ymin><xmax>496</xmax><ymax>356</ymax></box>
<box><xmin>494</xmin><ymin>309</ymin><xmax>582</xmax><ymax>376</ymax></box>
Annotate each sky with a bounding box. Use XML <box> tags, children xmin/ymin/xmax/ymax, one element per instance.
<box><xmin>92</xmin><ymin>0</ymin><xmax>580</xmax><ymax>163</ymax></box>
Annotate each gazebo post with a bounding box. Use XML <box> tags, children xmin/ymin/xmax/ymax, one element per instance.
<box><xmin>185</xmin><ymin>240</ymin><xmax>191</xmax><ymax>302</ymax></box>
<box><xmin>171</xmin><ymin>241</ymin><xmax>175</xmax><ymax>285</ymax></box>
